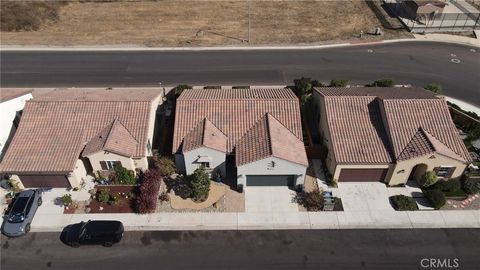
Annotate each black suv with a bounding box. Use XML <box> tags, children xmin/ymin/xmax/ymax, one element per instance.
<box><xmin>64</xmin><ymin>220</ymin><xmax>124</xmax><ymax>247</ymax></box>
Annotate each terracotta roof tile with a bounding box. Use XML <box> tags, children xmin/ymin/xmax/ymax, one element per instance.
<box><xmin>236</xmin><ymin>114</ymin><xmax>308</xmax><ymax>166</ymax></box>
<box><xmin>0</xmin><ymin>89</ymin><xmax>161</xmax><ymax>173</ymax></box>
<box><xmin>182</xmin><ymin>118</ymin><xmax>227</xmax><ymax>153</ymax></box>
<box><xmin>82</xmin><ymin>119</ymin><xmax>138</xmax><ymax>157</ymax></box>
<box><xmin>318</xmin><ymin>87</ymin><xmax>470</xmax><ymax>164</ymax></box>
<box><xmin>173</xmin><ymin>88</ymin><xmax>303</xmax><ymax>154</ymax></box>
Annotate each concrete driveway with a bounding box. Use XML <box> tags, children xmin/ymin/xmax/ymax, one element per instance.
<box><xmin>245</xmin><ymin>187</ymin><xmax>299</xmax><ymax>213</ymax></box>
<box><xmin>337</xmin><ymin>182</ymin><xmax>393</xmax><ymax>212</ymax></box>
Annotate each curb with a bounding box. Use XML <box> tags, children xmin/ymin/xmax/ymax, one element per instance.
<box><xmin>1</xmin><ymin>38</ymin><xmax>479</xmax><ymax>52</ymax></box>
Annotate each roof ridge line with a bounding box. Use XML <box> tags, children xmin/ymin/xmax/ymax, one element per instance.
<box><xmin>102</xmin><ymin>119</ymin><xmax>118</xmax><ymax>149</ymax></box>
<box><xmin>265</xmin><ymin>113</ymin><xmax>274</xmax><ymax>156</ymax></box>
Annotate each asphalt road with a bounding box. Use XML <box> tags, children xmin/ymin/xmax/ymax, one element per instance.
<box><xmin>1</xmin><ymin>229</ymin><xmax>479</xmax><ymax>270</ymax></box>
<box><xmin>1</xmin><ymin>41</ymin><xmax>479</xmax><ymax>106</ymax></box>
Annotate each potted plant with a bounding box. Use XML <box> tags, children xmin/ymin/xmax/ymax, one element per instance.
<box><xmin>61</xmin><ymin>194</ymin><xmax>73</xmax><ymax>209</ymax></box>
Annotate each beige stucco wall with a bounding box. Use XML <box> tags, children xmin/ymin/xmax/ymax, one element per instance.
<box><xmin>146</xmin><ymin>94</ymin><xmax>162</xmax><ymax>156</ymax></box>
<box><xmin>66</xmin><ymin>159</ymin><xmax>87</xmax><ymax>188</ymax></box>
<box><xmin>312</xmin><ymin>91</ymin><xmax>337</xmax><ymax>174</ymax></box>
<box><xmin>87</xmin><ymin>151</ymin><xmax>136</xmax><ymax>172</ymax></box>
<box><xmin>389</xmin><ymin>153</ymin><xmax>467</xmax><ymax>186</ymax></box>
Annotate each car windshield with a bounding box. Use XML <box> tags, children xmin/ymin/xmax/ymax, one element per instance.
<box><xmin>8</xmin><ymin>212</ymin><xmax>25</xmax><ymax>223</ymax></box>
<box><xmin>11</xmin><ymin>197</ymin><xmax>29</xmax><ymax>213</ymax></box>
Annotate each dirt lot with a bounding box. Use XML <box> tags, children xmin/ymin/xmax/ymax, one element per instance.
<box><xmin>1</xmin><ymin>0</ymin><xmax>410</xmax><ymax>46</ymax></box>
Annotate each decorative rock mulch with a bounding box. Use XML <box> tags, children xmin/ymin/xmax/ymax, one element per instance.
<box><xmin>444</xmin><ymin>194</ymin><xmax>480</xmax><ymax>210</ymax></box>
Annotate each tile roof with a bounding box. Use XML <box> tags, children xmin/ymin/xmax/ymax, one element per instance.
<box><xmin>316</xmin><ymin>87</ymin><xmax>437</xmax><ymax>99</ymax></box>
<box><xmin>382</xmin><ymin>98</ymin><xmax>470</xmax><ymax>162</ymax></box>
<box><xmin>182</xmin><ymin>118</ymin><xmax>227</xmax><ymax>153</ymax></box>
<box><xmin>236</xmin><ymin>114</ymin><xmax>308</xmax><ymax>166</ymax></box>
<box><xmin>0</xmin><ymin>89</ymin><xmax>161</xmax><ymax>173</ymax></box>
<box><xmin>323</xmin><ymin>96</ymin><xmax>394</xmax><ymax>163</ymax></box>
<box><xmin>173</xmin><ymin>88</ymin><xmax>303</xmax><ymax>154</ymax></box>
<box><xmin>0</xmin><ymin>88</ymin><xmax>33</xmax><ymax>102</ymax></box>
<box><xmin>318</xmin><ymin>87</ymin><xmax>470</xmax><ymax>164</ymax></box>
<box><xmin>82</xmin><ymin>119</ymin><xmax>138</xmax><ymax>157</ymax></box>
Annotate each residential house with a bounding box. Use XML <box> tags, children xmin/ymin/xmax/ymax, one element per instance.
<box><xmin>0</xmin><ymin>89</ymin><xmax>33</xmax><ymax>160</ymax></box>
<box><xmin>312</xmin><ymin>87</ymin><xmax>470</xmax><ymax>186</ymax></box>
<box><xmin>173</xmin><ymin>88</ymin><xmax>308</xmax><ymax>190</ymax></box>
<box><xmin>0</xmin><ymin>88</ymin><xmax>162</xmax><ymax>188</ymax></box>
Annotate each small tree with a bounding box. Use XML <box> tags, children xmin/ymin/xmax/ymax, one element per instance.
<box><xmin>329</xmin><ymin>79</ymin><xmax>348</xmax><ymax>87</ymax></box>
<box><xmin>370</xmin><ymin>78</ymin><xmax>394</xmax><ymax>87</ymax></box>
<box><xmin>418</xmin><ymin>171</ymin><xmax>438</xmax><ymax>188</ymax></box>
<box><xmin>190</xmin><ymin>167</ymin><xmax>210</xmax><ymax>202</ymax></box>
<box><xmin>425</xmin><ymin>84</ymin><xmax>443</xmax><ymax>95</ymax></box>
<box><xmin>137</xmin><ymin>170</ymin><xmax>163</xmax><ymax>214</ymax></box>
<box><xmin>293</xmin><ymin>77</ymin><xmax>313</xmax><ymax>98</ymax></box>
<box><xmin>293</xmin><ymin>190</ymin><xmax>324</xmax><ymax>211</ymax></box>
<box><xmin>154</xmin><ymin>156</ymin><xmax>176</xmax><ymax>176</ymax></box>
<box><xmin>173</xmin><ymin>84</ymin><xmax>192</xmax><ymax>97</ymax></box>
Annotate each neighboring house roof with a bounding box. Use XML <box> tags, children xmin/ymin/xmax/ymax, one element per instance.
<box><xmin>0</xmin><ymin>89</ymin><xmax>33</xmax><ymax>103</ymax></box>
<box><xmin>0</xmin><ymin>88</ymin><xmax>161</xmax><ymax>174</ymax></box>
<box><xmin>236</xmin><ymin>114</ymin><xmax>308</xmax><ymax>166</ymax></box>
<box><xmin>173</xmin><ymin>88</ymin><xmax>303</xmax><ymax>154</ymax></box>
<box><xmin>182</xmin><ymin>118</ymin><xmax>227</xmax><ymax>153</ymax></box>
<box><xmin>82</xmin><ymin>119</ymin><xmax>138</xmax><ymax>157</ymax></box>
<box><xmin>316</xmin><ymin>87</ymin><xmax>470</xmax><ymax>164</ymax></box>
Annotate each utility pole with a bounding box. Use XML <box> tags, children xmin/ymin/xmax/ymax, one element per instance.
<box><xmin>248</xmin><ymin>0</ymin><xmax>251</xmax><ymax>43</ymax></box>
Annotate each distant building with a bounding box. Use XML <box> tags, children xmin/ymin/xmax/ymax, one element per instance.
<box><xmin>0</xmin><ymin>89</ymin><xmax>33</xmax><ymax>159</ymax></box>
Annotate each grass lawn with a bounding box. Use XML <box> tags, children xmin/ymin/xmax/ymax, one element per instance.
<box><xmin>1</xmin><ymin>0</ymin><xmax>411</xmax><ymax>46</ymax></box>
<box><xmin>443</xmin><ymin>189</ymin><xmax>468</xmax><ymax>198</ymax></box>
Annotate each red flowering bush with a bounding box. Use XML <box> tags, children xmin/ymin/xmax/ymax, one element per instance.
<box><xmin>136</xmin><ymin>170</ymin><xmax>162</xmax><ymax>214</ymax></box>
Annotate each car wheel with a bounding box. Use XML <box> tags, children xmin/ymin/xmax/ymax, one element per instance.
<box><xmin>37</xmin><ymin>197</ymin><xmax>43</xmax><ymax>206</ymax></box>
<box><xmin>70</xmin><ymin>242</ymin><xmax>80</xmax><ymax>248</ymax></box>
<box><xmin>25</xmin><ymin>223</ymin><xmax>31</xmax><ymax>233</ymax></box>
<box><xmin>103</xmin><ymin>242</ymin><xmax>113</xmax><ymax>247</ymax></box>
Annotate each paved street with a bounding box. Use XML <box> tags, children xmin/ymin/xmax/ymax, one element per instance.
<box><xmin>1</xmin><ymin>229</ymin><xmax>479</xmax><ymax>270</ymax></box>
<box><xmin>1</xmin><ymin>41</ymin><xmax>480</xmax><ymax>106</ymax></box>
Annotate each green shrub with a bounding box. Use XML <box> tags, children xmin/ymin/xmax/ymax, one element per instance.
<box><xmin>189</xmin><ymin>167</ymin><xmax>210</xmax><ymax>202</ymax></box>
<box><xmin>431</xmin><ymin>179</ymin><xmax>461</xmax><ymax>192</ymax></box>
<box><xmin>294</xmin><ymin>190</ymin><xmax>324</xmax><ymax>211</ymax></box>
<box><xmin>111</xmin><ymin>166</ymin><xmax>137</xmax><ymax>185</ymax></box>
<box><xmin>418</xmin><ymin>171</ymin><xmax>438</xmax><ymax>188</ymax></box>
<box><xmin>370</xmin><ymin>78</ymin><xmax>395</xmax><ymax>87</ymax></box>
<box><xmin>425</xmin><ymin>84</ymin><xmax>443</xmax><ymax>95</ymax></box>
<box><xmin>173</xmin><ymin>84</ymin><xmax>192</xmax><ymax>97</ymax></box>
<box><xmin>98</xmin><ymin>189</ymin><xmax>111</xmax><ymax>204</ymax></box>
<box><xmin>108</xmin><ymin>194</ymin><xmax>120</xmax><ymax>205</ymax></box>
<box><xmin>329</xmin><ymin>79</ymin><xmax>348</xmax><ymax>87</ymax></box>
<box><xmin>462</xmin><ymin>177</ymin><xmax>480</xmax><ymax>194</ymax></box>
<box><xmin>61</xmin><ymin>194</ymin><xmax>73</xmax><ymax>206</ymax></box>
<box><xmin>390</xmin><ymin>195</ymin><xmax>418</xmax><ymax>211</ymax></box>
<box><xmin>423</xmin><ymin>189</ymin><xmax>446</xmax><ymax>209</ymax></box>
<box><xmin>154</xmin><ymin>156</ymin><xmax>176</xmax><ymax>176</ymax></box>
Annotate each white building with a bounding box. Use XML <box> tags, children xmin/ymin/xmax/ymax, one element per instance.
<box><xmin>0</xmin><ymin>89</ymin><xmax>33</xmax><ymax>159</ymax></box>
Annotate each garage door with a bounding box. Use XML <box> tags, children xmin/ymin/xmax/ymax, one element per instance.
<box><xmin>246</xmin><ymin>175</ymin><xmax>294</xmax><ymax>186</ymax></box>
<box><xmin>338</xmin><ymin>169</ymin><xmax>388</xmax><ymax>182</ymax></box>
<box><xmin>18</xmin><ymin>175</ymin><xmax>70</xmax><ymax>188</ymax></box>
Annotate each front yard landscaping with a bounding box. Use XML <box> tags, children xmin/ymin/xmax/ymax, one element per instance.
<box><xmin>89</xmin><ymin>185</ymin><xmax>137</xmax><ymax>213</ymax></box>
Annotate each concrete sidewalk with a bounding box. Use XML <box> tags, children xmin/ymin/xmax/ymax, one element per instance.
<box><xmin>30</xmin><ymin>209</ymin><xmax>480</xmax><ymax>232</ymax></box>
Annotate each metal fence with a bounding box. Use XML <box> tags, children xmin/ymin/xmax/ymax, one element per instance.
<box><xmin>383</xmin><ymin>0</ymin><xmax>480</xmax><ymax>32</ymax></box>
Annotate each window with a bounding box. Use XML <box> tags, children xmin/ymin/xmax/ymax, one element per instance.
<box><xmin>100</xmin><ymin>161</ymin><xmax>121</xmax><ymax>170</ymax></box>
<box><xmin>434</xmin><ymin>166</ymin><xmax>455</xmax><ymax>178</ymax></box>
<box><xmin>200</xmin><ymin>162</ymin><xmax>210</xmax><ymax>169</ymax></box>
